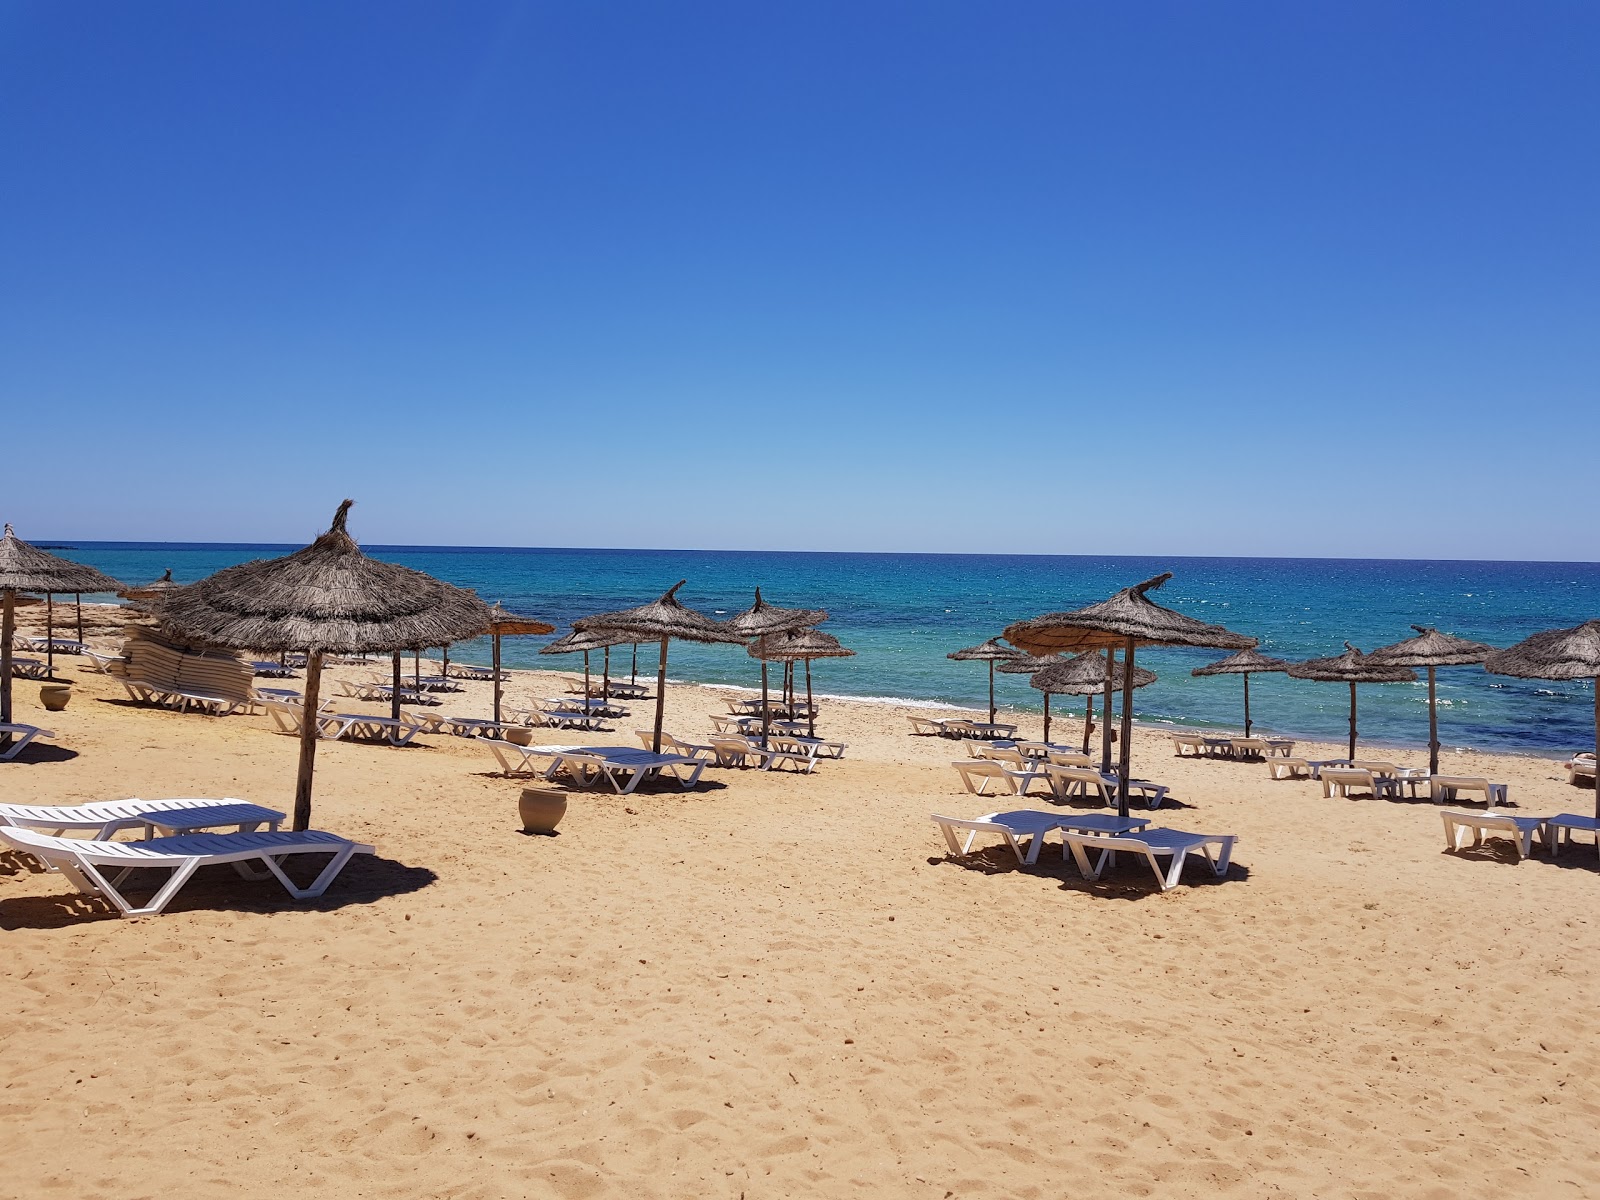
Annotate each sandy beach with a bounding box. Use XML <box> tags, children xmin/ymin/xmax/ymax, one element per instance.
<box><xmin>3</xmin><ymin>638</ymin><xmax>1599</xmax><ymax>1199</ymax></box>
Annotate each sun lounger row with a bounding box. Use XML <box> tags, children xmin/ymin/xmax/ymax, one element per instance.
<box><xmin>1170</xmin><ymin>733</ymin><xmax>1295</xmax><ymax>758</ymax></box>
<box><xmin>907</xmin><ymin>716</ymin><xmax>1020</xmax><ymax>740</ymax></box>
<box><xmin>483</xmin><ymin>741</ymin><xmax>705</xmax><ymax>794</ymax></box>
<box><xmin>952</xmin><ymin>759</ymin><xmax>1171</xmax><ymax>809</ymax></box>
<box><xmin>931</xmin><ymin>810</ymin><xmax>1237</xmax><ymax>891</ymax></box>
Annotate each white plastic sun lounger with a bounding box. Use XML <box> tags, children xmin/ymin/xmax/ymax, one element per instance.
<box><xmin>0</xmin><ymin>724</ymin><xmax>56</xmax><ymax>761</ymax></box>
<box><xmin>952</xmin><ymin>759</ymin><xmax>1045</xmax><ymax>797</ymax></box>
<box><xmin>1043</xmin><ymin>765</ymin><xmax>1170</xmax><ymax>809</ymax></box>
<box><xmin>907</xmin><ymin>716</ymin><xmax>949</xmax><ymax>736</ymax></box>
<box><xmin>1061</xmin><ymin>828</ymin><xmax>1238</xmax><ymax>891</ymax></box>
<box><xmin>0</xmin><ymin>797</ymin><xmax>282</xmax><ymax>841</ymax></box>
<box><xmin>80</xmin><ymin>648</ymin><xmax>126</xmax><ymax>674</ymax></box>
<box><xmin>1429</xmin><ymin>775</ymin><xmax>1509</xmax><ymax>808</ymax></box>
<box><xmin>931</xmin><ymin>810</ymin><xmax>1064</xmax><ymax>865</ymax></box>
<box><xmin>636</xmin><ymin>731</ymin><xmax>718</xmax><ymax>762</ymax></box>
<box><xmin>0</xmin><ymin>826</ymin><xmax>373</xmax><ymax>917</ymax></box>
<box><xmin>1547</xmin><ymin>813</ymin><xmax>1598</xmax><ymax>856</ymax></box>
<box><xmin>548</xmin><ymin>748</ymin><xmax>706</xmax><ymax>793</ymax></box>
<box><xmin>768</xmin><ymin>733</ymin><xmax>847</xmax><ymax>761</ymax></box>
<box><xmin>709</xmin><ymin>736</ymin><xmax>817</xmax><ymax>773</ymax></box>
<box><xmin>1441</xmin><ymin>809</ymin><xmax>1549</xmax><ymax>860</ymax></box>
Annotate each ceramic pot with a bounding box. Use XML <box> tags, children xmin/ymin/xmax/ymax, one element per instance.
<box><xmin>518</xmin><ymin>787</ymin><xmax>567</xmax><ymax>834</ymax></box>
<box><xmin>504</xmin><ymin>726</ymin><xmax>534</xmax><ymax>746</ymax></box>
<box><xmin>39</xmin><ymin>683</ymin><xmax>72</xmax><ymax>712</ymax></box>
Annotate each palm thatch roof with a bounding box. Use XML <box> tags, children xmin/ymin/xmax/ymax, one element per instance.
<box><xmin>1192</xmin><ymin>647</ymin><xmax>1293</xmax><ymax>677</ymax></box>
<box><xmin>574</xmin><ymin>581</ymin><xmax>745</xmax><ymax>645</ymax></box>
<box><xmin>487</xmin><ymin>602</ymin><xmax>555</xmax><ymax>638</ymax></box>
<box><xmin>749</xmin><ymin>628</ymin><xmax>854</xmax><ymax>661</ymax></box>
<box><xmin>1032</xmin><ymin>652</ymin><xmax>1155</xmax><ymax>696</ymax></box>
<box><xmin>948</xmin><ymin>637</ymin><xmax>1021</xmax><ymax>662</ymax></box>
<box><xmin>154</xmin><ymin>500</ymin><xmax>494</xmax><ymax>653</ymax></box>
<box><xmin>0</xmin><ymin>524</ymin><xmax>122</xmax><ymax>594</ymax></box>
<box><xmin>1287</xmin><ymin>643</ymin><xmax>1417</xmax><ymax>684</ymax></box>
<box><xmin>1484</xmin><ymin>620</ymin><xmax>1600</xmax><ymax>681</ymax></box>
<box><xmin>995</xmin><ymin>653</ymin><xmax>1061</xmax><ymax>675</ymax></box>
<box><xmin>1003</xmin><ymin>573</ymin><xmax>1256</xmax><ymax>655</ymax></box>
<box><xmin>1368</xmin><ymin>625</ymin><xmax>1495</xmax><ymax>668</ymax></box>
<box><xmin>118</xmin><ymin>568</ymin><xmax>181</xmax><ymax>602</ymax></box>
<box><xmin>539</xmin><ymin>627</ymin><xmax>637</xmax><ymax>655</ymax></box>
<box><xmin>725</xmin><ymin>588</ymin><xmax>828</xmax><ymax>639</ymax></box>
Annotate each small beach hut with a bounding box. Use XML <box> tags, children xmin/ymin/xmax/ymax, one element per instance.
<box><xmin>154</xmin><ymin>500</ymin><xmax>493</xmax><ymax>830</ymax></box>
<box><xmin>486</xmin><ymin>603</ymin><xmax>555</xmax><ymax>725</ymax></box>
<box><xmin>1367</xmin><ymin>626</ymin><xmax>1495</xmax><ymax>774</ymax></box>
<box><xmin>0</xmin><ymin>524</ymin><xmax>122</xmax><ymax>739</ymax></box>
<box><xmin>726</xmin><ymin>589</ymin><xmax>828</xmax><ymax>745</ymax></box>
<box><xmin>1286</xmin><ymin>643</ymin><xmax>1416</xmax><ymax>762</ymax></box>
<box><xmin>1191</xmin><ymin>647</ymin><xmax>1293</xmax><ymax>738</ymax></box>
<box><xmin>574</xmin><ymin>581</ymin><xmax>745</xmax><ymax>754</ymax></box>
<box><xmin>1485</xmin><ymin>620</ymin><xmax>1600</xmax><ymax>827</ymax></box>
<box><xmin>1030</xmin><ymin>651</ymin><xmax>1155</xmax><ymax>752</ymax></box>
<box><xmin>749</xmin><ymin>627</ymin><xmax>854</xmax><ymax>738</ymax></box>
<box><xmin>1004</xmin><ymin>574</ymin><xmax>1255</xmax><ymax>818</ymax></box>
<box><xmin>948</xmin><ymin>639</ymin><xmax>1022</xmax><ymax>726</ymax></box>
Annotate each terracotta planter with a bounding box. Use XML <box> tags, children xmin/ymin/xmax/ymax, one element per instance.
<box><xmin>518</xmin><ymin>787</ymin><xmax>567</xmax><ymax>835</ymax></box>
<box><xmin>504</xmin><ymin>726</ymin><xmax>534</xmax><ymax>746</ymax></box>
<box><xmin>39</xmin><ymin>683</ymin><xmax>73</xmax><ymax>712</ymax></box>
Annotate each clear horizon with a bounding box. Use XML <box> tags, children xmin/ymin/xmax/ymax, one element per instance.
<box><xmin>3</xmin><ymin>3</ymin><xmax>1595</xmax><ymax>560</ymax></box>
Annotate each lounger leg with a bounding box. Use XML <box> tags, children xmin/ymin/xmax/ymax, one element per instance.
<box><xmin>80</xmin><ymin>857</ymin><xmax>202</xmax><ymax>917</ymax></box>
<box><xmin>1156</xmin><ymin>849</ymin><xmax>1184</xmax><ymax>891</ymax></box>
<box><xmin>259</xmin><ymin>846</ymin><xmax>357</xmax><ymax>899</ymax></box>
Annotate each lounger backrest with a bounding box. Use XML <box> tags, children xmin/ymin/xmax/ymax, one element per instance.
<box><xmin>1350</xmin><ymin>760</ymin><xmax>1400</xmax><ymax>777</ymax></box>
<box><xmin>1045</xmin><ymin>765</ymin><xmax>1111</xmax><ymax>796</ymax></box>
<box><xmin>1047</xmin><ymin>751</ymin><xmax>1093</xmax><ymax>767</ymax></box>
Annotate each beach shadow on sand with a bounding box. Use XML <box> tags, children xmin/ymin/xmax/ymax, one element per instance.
<box><xmin>0</xmin><ymin>743</ymin><xmax>79</xmax><ymax>765</ymax></box>
<box><xmin>927</xmin><ymin>843</ymin><xmax>1251</xmax><ymax>901</ymax></box>
<box><xmin>0</xmin><ymin>850</ymin><xmax>438</xmax><ymax>929</ymax></box>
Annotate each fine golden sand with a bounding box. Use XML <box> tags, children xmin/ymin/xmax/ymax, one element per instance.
<box><xmin>3</xmin><ymin>653</ymin><xmax>1598</xmax><ymax>1199</ymax></box>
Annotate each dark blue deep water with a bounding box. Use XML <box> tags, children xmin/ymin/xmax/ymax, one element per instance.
<box><xmin>53</xmin><ymin>544</ymin><xmax>1600</xmax><ymax>757</ymax></box>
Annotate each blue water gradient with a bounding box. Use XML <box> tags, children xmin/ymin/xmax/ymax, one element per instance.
<box><xmin>53</xmin><ymin>544</ymin><xmax>1600</xmax><ymax>757</ymax></box>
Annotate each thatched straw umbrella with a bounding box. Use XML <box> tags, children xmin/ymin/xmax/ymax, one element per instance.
<box><xmin>948</xmin><ymin>639</ymin><xmax>1021</xmax><ymax>725</ymax></box>
<box><xmin>1030</xmin><ymin>652</ymin><xmax>1155</xmax><ymax>752</ymax></box>
<box><xmin>1286</xmin><ymin>643</ymin><xmax>1416</xmax><ymax>762</ymax></box>
<box><xmin>0</xmin><ymin>524</ymin><xmax>122</xmax><ymax>738</ymax></box>
<box><xmin>995</xmin><ymin>653</ymin><xmax>1059</xmax><ymax>741</ymax></box>
<box><xmin>1367</xmin><ymin>626</ymin><xmax>1495</xmax><ymax>774</ymax></box>
<box><xmin>1191</xmin><ymin>647</ymin><xmax>1292</xmax><ymax>739</ymax></box>
<box><xmin>486</xmin><ymin>603</ymin><xmax>555</xmax><ymax>724</ymax></box>
<box><xmin>749</xmin><ymin>628</ymin><xmax>854</xmax><ymax>737</ymax></box>
<box><xmin>726</xmin><ymin>589</ymin><xmax>828</xmax><ymax>746</ymax></box>
<box><xmin>155</xmin><ymin>501</ymin><xmax>492</xmax><ymax>830</ymax></box>
<box><xmin>1005</xmin><ymin>574</ymin><xmax>1254</xmax><ymax>818</ymax></box>
<box><xmin>1485</xmin><ymin>621</ymin><xmax>1600</xmax><ymax>825</ymax></box>
<box><xmin>574</xmin><ymin>581</ymin><xmax>745</xmax><ymax>753</ymax></box>
<box><xmin>540</xmin><ymin>627</ymin><xmax>635</xmax><ymax>711</ymax></box>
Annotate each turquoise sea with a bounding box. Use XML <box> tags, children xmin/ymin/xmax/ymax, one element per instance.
<box><xmin>48</xmin><ymin>543</ymin><xmax>1600</xmax><ymax>758</ymax></box>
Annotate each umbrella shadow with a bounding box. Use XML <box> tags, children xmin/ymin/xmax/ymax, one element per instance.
<box><xmin>0</xmin><ymin>852</ymin><xmax>437</xmax><ymax>929</ymax></box>
<box><xmin>927</xmin><ymin>845</ymin><xmax>1249</xmax><ymax>899</ymax></box>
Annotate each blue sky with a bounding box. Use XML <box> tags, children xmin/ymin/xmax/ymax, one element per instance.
<box><xmin>2</xmin><ymin>2</ymin><xmax>1595</xmax><ymax>559</ymax></box>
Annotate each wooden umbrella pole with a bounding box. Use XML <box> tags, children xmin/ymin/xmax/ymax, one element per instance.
<box><xmin>1101</xmin><ymin>649</ymin><xmax>1116</xmax><ymax>774</ymax></box>
<box><xmin>651</xmin><ymin>637</ymin><xmax>669</xmax><ymax>754</ymax></box>
<box><xmin>805</xmin><ymin>658</ymin><xmax>814</xmax><ymax>738</ymax></box>
<box><xmin>1243</xmin><ymin>673</ymin><xmax>1252</xmax><ymax>737</ymax></box>
<box><xmin>492</xmin><ymin>631</ymin><xmax>503</xmax><ymax>725</ymax></box>
<box><xmin>1</xmin><ymin>590</ymin><xmax>14</xmax><ymax>741</ymax></box>
<box><xmin>603</xmin><ymin>646</ymin><xmax>611</xmax><ymax>700</ymax></box>
<box><xmin>75</xmin><ymin>593</ymin><xmax>83</xmax><ymax>646</ymax></box>
<box><xmin>987</xmin><ymin>661</ymin><xmax>996</xmax><ymax>725</ymax></box>
<box><xmin>760</xmin><ymin>660</ymin><xmax>771</xmax><ymax>749</ymax></box>
<box><xmin>1081</xmin><ymin>693</ymin><xmax>1094</xmax><ymax>755</ymax></box>
<box><xmin>1043</xmin><ymin>693</ymin><xmax>1051</xmax><ymax>744</ymax></box>
<box><xmin>1116</xmin><ymin>636</ymin><xmax>1136</xmax><ymax>820</ymax></box>
<box><xmin>442</xmin><ymin>644</ymin><xmax>449</xmax><ymax>680</ymax></box>
<box><xmin>390</xmin><ymin>651</ymin><xmax>402</xmax><ymax>746</ymax></box>
<box><xmin>583</xmin><ymin>650</ymin><xmax>591</xmax><ymax>701</ymax></box>
<box><xmin>631</xmin><ymin>643</ymin><xmax>637</xmax><ymax>684</ymax></box>
<box><xmin>414</xmin><ymin>650</ymin><xmax>420</xmax><ymax>692</ymax></box>
<box><xmin>1348</xmin><ymin>681</ymin><xmax>1358</xmax><ymax>761</ymax></box>
<box><xmin>46</xmin><ymin>593</ymin><xmax>54</xmax><ymax>677</ymax></box>
<box><xmin>1592</xmin><ymin>679</ymin><xmax>1598</xmax><ymax>825</ymax></box>
<box><xmin>1427</xmin><ymin>665</ymin><xmax>1439</xmax><ymax>775</ymax></box>
<box><xmin>293</xmin><ymin>650</ymin><xmax>325</xmax><ymax>831</ymax></box>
